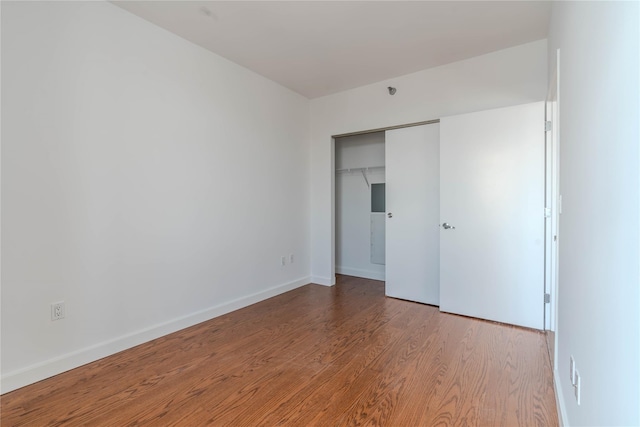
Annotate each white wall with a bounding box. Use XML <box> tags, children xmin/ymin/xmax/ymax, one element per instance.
<box><xmin>335</xmin><ymin>133</ymin><xmax>385</xmax><ymax>280</ymax></box>
<box><xmin>1</xmin><ymin>1</ymin><xmax>310</xmax><ymax>392</ymax></box>
<box><xmin>548</xmin><ymin>2</ymin><xmax>639</xmax><ymax>426</ymax></box>
<box><xmin>335</xmin><ymin>132</ymin><xmax>385</xmax><ymax>170</ymax></box>
<box><xmin>309</xmin><ymin>40</ymin><xmax>548</xmax><ymax>284</ymax></box>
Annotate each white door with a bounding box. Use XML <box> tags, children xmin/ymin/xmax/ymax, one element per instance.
<box><xmin>385</xmin><ymin>124</ymin><xmax>440</xmax><ymax>305</ymax></box>
<box><xmin>439</xmin><ymin>102</ymin><xmax>544</xmax><ymax>329</ymax></box>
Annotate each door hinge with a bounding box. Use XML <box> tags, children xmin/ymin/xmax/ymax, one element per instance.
<box><xmin>545</xmin><ymin>121</ymin><xmax>552</xmax><ymax>131</ymax></box>
<box><xmin>544</xmin><ymin>293</ymin><xmax>551</xmax><ymax>303</ymax></box>
<box><xmin>544</xmin><ymin>208</ymin><xmax>551</xmax><ymax>218</ymax></box>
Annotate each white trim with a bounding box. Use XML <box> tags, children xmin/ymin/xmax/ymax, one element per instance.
<box><xmin>550</xmin><ymin>47</ymin><xmax>562</xmax><ymax>371</ymax></box>
<box><xmin>335</xmin><ymin>266</ymin><xmax>385</xmax><ymax>281</ymax></box>
<box><xmin>310</xmin><ymin>275</ymin><xmax>335</xmax><ymax>286</ymax></box>
<box><xmin>0</xmin><ymin>276</ymin><xmax>310</xmax><ymax>394</ymax></box>
<box><xmin>544</xmin><ymin>48</ymin><xmax>560</xmax><ymax>334</ymax></box>
<box><xmin>554</xmin><ymin>368</ymin><xmax>569</xmax><ymax>427</ymax></box>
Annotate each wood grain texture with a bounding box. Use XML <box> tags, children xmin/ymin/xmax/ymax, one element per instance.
<box><xmin>1</xmin><ymin>275</ymin><xmax>558</xmax><ymax>426</ymax></box>
<box><xmin>546</xmin><ymin>330</ymin><xmax>556</xmax><ymax>370</ymax></box>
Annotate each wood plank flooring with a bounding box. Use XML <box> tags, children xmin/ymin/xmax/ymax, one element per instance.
<box><xmin>1</xmin><ymin>275</ymin><xmax>558</xmax><ymax>426</ymax></box>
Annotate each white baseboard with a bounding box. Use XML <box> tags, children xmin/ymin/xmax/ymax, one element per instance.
<box><xmin>1</xmin><ymin>276</ymin><xmax>310</xmax><ymax>394</ymax></box>
<box><xmin>553</xmin><ymin>367</ymin><xmax>569</xmax><ymax>427</ymax></box>
<box><xmin>310</xmin><ymin>275</ymin><xmax>335</xmax><ymax>286</ymax></box>
<box><xmin>336</xmin><ymin>266</ymin><xmax>385</xmax><ymax>281</ymax></box>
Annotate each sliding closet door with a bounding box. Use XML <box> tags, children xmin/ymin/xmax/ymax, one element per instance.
<box><xmin>385</xmin><ymin>124</ymin><xmax>439</xmax><ymax>305</ymax></box>
<box><xmin>439</xmin><ymin>102</ymin><xmax>544</xmax><ymax>329</ymax></box>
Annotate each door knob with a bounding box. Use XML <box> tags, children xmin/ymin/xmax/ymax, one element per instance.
<box><xmin>442</xmin><ymin>222</ymin><xmax>455</xmax><ymax>230</ymax></box>
<box><xmin>387</xmin><ymin>213</ymin><xmax>393</xmax><ymax>218</ymax></box>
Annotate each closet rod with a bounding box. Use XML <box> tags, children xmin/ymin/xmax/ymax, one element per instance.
<box><xmin>332</xmin><ymin>118</ymin><xmax>440</xmax><ymax>139</ymax></box>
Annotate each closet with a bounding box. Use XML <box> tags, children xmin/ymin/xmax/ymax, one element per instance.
<box><xmin>334</xmin><ymin>101</ymin><xmax>545</xmax><ymax>330</ymax></box>
<box><xmin>335</xmin><ymin>132</ymin><xmax>386</xmax><ymax>281</ymax></box>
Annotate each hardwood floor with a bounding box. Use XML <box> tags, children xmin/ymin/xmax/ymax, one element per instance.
<box><xmin>1</xmin><ymin>275</ymin><xmax>558</xmax><ymax>426</ymax></box>
<box><xmin>545</xmin><ymin>330</ymin><xmax>556</xmax><ymax>371</ymax></box>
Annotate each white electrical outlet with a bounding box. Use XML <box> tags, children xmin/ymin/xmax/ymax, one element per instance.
<box><xmin>574</xmin><ymin>370</ymin><xmax>581</xmax><ymax>405</ymax></box>
<box><xmin>289</xmin><ymin>253</ymin><xmax>294</xmax><ymax>264</ymax></box>
<box><xmin>570</xmin><ymin>356</ymin><xmax>576</xmax><ymax>385</ymax></box>
<box><xmin>51</xmin><ymin>301</ymin><xmax>65</xmax><ymax>321</ymax></box>
<box><xmin>281</xmin><ymin>256</ymin><xmax>286</xmax><ymax>266</ymax></box>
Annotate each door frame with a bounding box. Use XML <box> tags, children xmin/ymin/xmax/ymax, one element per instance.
<box><xmin>544</xmin><ymin>90</ymin><xmax>558</xmax><ymax>332</ymax></box>
<box><xmin>544</xmin><ymin>49</ymin><xmax>561</xmax><ymax>368</ymax></box>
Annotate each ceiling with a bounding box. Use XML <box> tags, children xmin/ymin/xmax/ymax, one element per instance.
<box><xmin>112</xmin><ymin>1</ymin><xmax>551</xmax><ymax>99</ymax></box>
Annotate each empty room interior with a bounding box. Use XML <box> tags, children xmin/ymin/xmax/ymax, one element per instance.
<box><xmin>1</xmin><ymin>1</ymin><xmax>638</xmax><ymax>426</ymax></box>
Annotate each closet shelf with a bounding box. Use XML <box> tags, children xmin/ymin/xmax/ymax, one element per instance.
<box><xmin>335</xmin><ymin>166</ymin><xmax>385</xmax><ymax>174</ymax></box>
<box><xmin>336</xmin><ymin>166</ymin><xmax>385</xmax><ymax>188</ymax></box>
